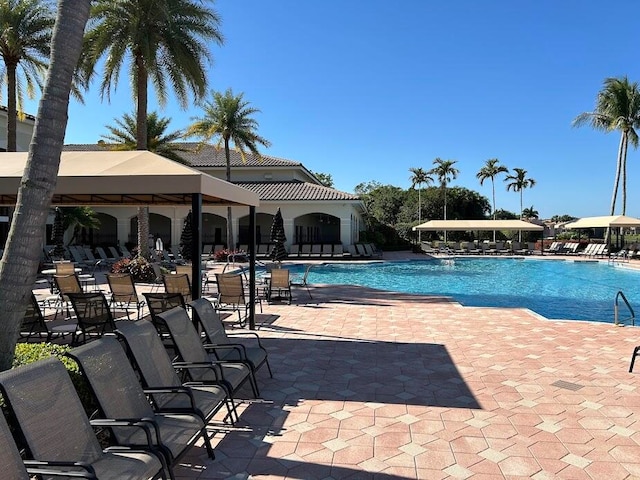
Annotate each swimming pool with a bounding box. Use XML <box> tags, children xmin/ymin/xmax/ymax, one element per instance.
<box><xmin>285</xmin><ymin>258</ymin><xmax>640</xmax><ymax>323</ymax></box>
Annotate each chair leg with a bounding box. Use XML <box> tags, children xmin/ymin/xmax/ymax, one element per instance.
<box><xmin>630</xmin><ymin>346</ymin><xmax>640</xmax><ymax>372</ymax></box>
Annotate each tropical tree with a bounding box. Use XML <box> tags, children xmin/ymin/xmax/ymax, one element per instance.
<box><xmin>573</xmin><ymin>76</ymin><xmax>640</xmax><ymax>217</ymax></box>
<box><xmin>505</xmin><ymin>168</ymin><xmax>536</xmax><ymax>219</ymax></box>
<box><xmin>101</xmin><ymin>111</ymin><xmax>189</xmax><ymax>164</ymax></box>
<box><xmin>429</xmin><ymin>158</ymin><xmax>459</xmax><ymax>241</ymax></box>
<box><xmin>476</xmin><ymin>158</ymin><xmax>509</xmax><ymax>220</ymax></box>
<box><xmin>522</xmin><ymin>206</ymin><xmax>539</xmax><ymax>219</ymax></box>
<box><xmin>187</xmin><ymin>88</ymin><xmax>271</xmax><ymax>248</ymax></box>
<box><xmin>0</xmin><ymin>0</ymin><xmax>90</xmax><ymax>370</ymax></box>
<box><xmin>61</xmin><ymin>206</ymin><xmax>100</xmax><ymax>245</ymax></box>
<box><xmin>82</xmin><ymin>0</ymin><xmax>223</xmax><ymax>258</ymax></box>
<box><xmin>0</xmin><ymin>0</ymin><xmax>54</xmax><ymax>152</ymax></box>
<box><xmin>313</xmin><ymin>171</ymin><xmax>334</xmax><ymax>188</ymax></box>
<box><xmin>409</xmin><ymin>167</ymin><xmax>433</xmax><ymax>243</ymax></box>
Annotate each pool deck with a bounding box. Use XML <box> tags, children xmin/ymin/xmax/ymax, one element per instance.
<box><xmin>155</xmin><ymin>251</ymin><xmax>640</xmax><ymax>479</ymax></box>
<box><xmin>35</xmin><ymin>252</ymin><xmax>640</xmax><ymax>479</ymax></box>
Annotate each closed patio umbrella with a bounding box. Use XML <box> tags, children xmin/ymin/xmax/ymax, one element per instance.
<box><xmin>180</xmin><ymin>211</ymin><xmax>193</xmax><ymax>262</ymax></box>
<box><xmin>51</xmin><ymin>207</ymin><xmax>66</xmax><ymax>259</ymax></box>
<box><xmin>269</xmin><ymin>208</ymin><xmax>288</xmax><ymax>263</ymax></box>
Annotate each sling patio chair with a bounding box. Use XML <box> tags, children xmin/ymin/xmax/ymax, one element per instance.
<box><xmin>20</xmin><ymin>292</ymin><xmax>80</xmax><ymax>344</ymax></box>
<box><xmin>142</xmin><ymin>292</ymin><xmax>186</xmax><ymax>339</ymax></box>
<box><xmin>0</xmin><ymin>357</ymin><xmax>165</xmax><ymax>480</ymax></box>
<box><xmin>67</xmin><ymin>292</ymin><xmax>118</xmax><ymax>345</ymax></box>
<box><xmin>215</xmin><ymin>272</ymin><xmax>262</xmax><ymax>327</ymax></box>
<box><xmin>158</xmin><ymin>306</ymin><xmax>259</xmax><ymax>400</ymax></box>
<box><xmin>290</xmin><ymin>264</ymin><xmax>313</xmax><ymax>299</ymax></box>
<box><xmin>52</xmin><ymin>273</ymin><xmax>83</xmax><ymax>320</ymax></box>
<box><xmin>107</xmin><ymin>273</ymin><xmax>146</xmax><ymax>320</ymax></box>
<box><xmin>267</xmin><ymin>268</ymin><xmax>292</xmax><ymax>304</ymax></box>
<box><xmin>67</xmin><ymin>337</ymin><xmax>215</xmax><ymax>480</ymax></box>
<box><xmin>163</xmin><ymin>273</ymin><xmax>192</xmax><ymax>303</ymax></box>
<box><xmin>115</xmin><ymin>319</ymin><xmax>236</xmax><ymax>425</ymax></box>
<box><xmin>190</xmin><ymin>298</ymin><xmax>273</xmax><ymax>383</ymax></box>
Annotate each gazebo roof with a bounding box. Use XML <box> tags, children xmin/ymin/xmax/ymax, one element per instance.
<box><xmin>564</xmin><ymin>215</ymin><xmax>640</xmax><ymax>229</ymax></box>
<box><xmin>0</xmin><ymin>151</ymin><xmax>260</xmax><ymax>207</ymax></box>
<box><xmin>413</xmin><ymin>219</ymin><xmax>543</xmax><ymax>231</ymax></box>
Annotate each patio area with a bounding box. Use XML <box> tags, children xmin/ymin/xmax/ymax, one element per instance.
<box><xmin>162</xmin><ymin>268</ymin><xmax>640</xmax><ymax>479</ymax></box>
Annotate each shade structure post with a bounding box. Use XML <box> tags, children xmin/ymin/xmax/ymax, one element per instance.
<box><xmin>248</xmin><ymin>206</ymin><xmax>256</xmax><ymax>330</ymax></box>
<box><xmin>191</xmin><ymin>193</ymin><xmax>202</xmax><ymax>300</ymax></box>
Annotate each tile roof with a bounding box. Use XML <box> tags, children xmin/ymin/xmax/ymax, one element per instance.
<box><xmin>64</xmin><ymin>143</ymin><xmax>301</xmax><ymax>168</ymax></box>
<box><xmin>237</xmin><ymin>181</ymin><xmax>359</xmax><ymax>201</ymax></box>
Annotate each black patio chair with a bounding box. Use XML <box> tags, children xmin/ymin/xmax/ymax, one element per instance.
<box><xmin>142</xmin><ymin>292</ymin><xmax>186</xmax><ymax>338</ymax></box>
<box><xmin>0</xmin><ymin>357</ymin><xmax>165</xmax><ymax>480</ymax></box>
<box><xmin>20</xmin><ymin>293</ymin><xmax>79</xmax><ymax>344</ymax></box>
<box><xmin>190</xmin><ymin>298</ymin><xmax>273</xmax><ymax>382</ymax></box>
<box><xmin>67</xmin><ymin>292</ymin><xmax>117</xmax><ymax>345</ymax></box>
<box><xmin>67</xmin><ymin>337</ymin><xmax>215</xmax><ymax>480</ymax></box>
<box><xmin>158</xmin><ymin>306</ymin><xmax>258</xmax><ymax>402</ymax></box>
<box><xmin>115</xmin><ymin>319</ymin><xmax>236</xmax><ymax>425</ymax></box>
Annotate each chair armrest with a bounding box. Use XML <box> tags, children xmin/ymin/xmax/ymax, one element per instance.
<box><xmin>90</xmin><ymin>417</ymin><xmax>160</xmax><ymax>446</ymax></box>
<box><xmin>24</xmin><ymin>460</ymin><xmax>96</xmax><ymax>478</ymax></box>
<box><xmin>143</xmin><ymin>386</ymin><xmax>197</xmax><ymax>410</ymax></box>
<box><xmin>226</xmin><ymin>332</ymin><xmax>265</xmax><ymax>348</ymax></box>
<box><xmin>203</xmin><ymin>343</ymin><xmax>247</xmax><ymax>358</ymax></box>
<box><xmin>172</xmin><ymin>360</ymin><xmax>223</xmax><ymax>382</ymax></box>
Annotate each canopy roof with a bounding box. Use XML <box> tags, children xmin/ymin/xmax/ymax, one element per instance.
<box><xmin>0</xmin><ymin>151</ymin><xmax>260</xmax><ymax>207</ymax></box>
<box><xmin>413</xmin><ymin>219</ymin><xmax>543</xmax><ymax>231</ymax></box>
<box><xmin>564</xmin><ymin>215</ymin><xmax>640</xmax><ymax>229</ymax></box>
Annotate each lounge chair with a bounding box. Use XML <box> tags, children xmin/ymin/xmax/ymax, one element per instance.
<box><xmin>95</xmin><ymin>246</ymin><xmax>117</xmax><ymax>267</ymax></box>
<box><xmin>108</xmin><ymin>245</ymin><xmax>124</xmax><ymax>260</ymax></box>
<box><xmin>289</xmin><ymin>243</ymin><xmax>300</xmax><ymax>257</ymax></box>
<box><xmin>115</xmin><ymin>319</ymin><xmax>235</xmax><ymax>425</ymax></box>
<box><xmin>299</xmin><ymin>244</ymin><xmax>312</xmax><ymax>257</ymax></box>
<box><xmin>67</xmin><ymin>292</ymin><xmax>118</xmax><ymax>344</ymax></box>
<box><xmin>158</xmin><ymin>306</ymin><xmax>259</xmax><ymax>398</ymax></box>
<box><xmin>347</xmin><ymin>244</ymin><xmax>360</xmax><ymax>257</ymax></box>
<box><xmin>215</xmin><ymin>272</ymin><xmax>262</xmax><ymax>327</ymax></box>
<box><xmin>310</xmin><ymin>244</ymin><xmax>322</xmax><ymax>257</ymax></box>
<box><xmin>0</xmin><ymin>357</ymin><xmax>164</xmax><ymax>480</ymax></box>
<box><xmin>355</xmin><ymin>243</ymin><xmax>370</xmax><ymax>257</ymax></box>
<box><xmin>267</xmin><ymin>268</ymin><xmax>292</xmax><ymax>304</ymax></box>
<box><xmin>320</xmin><ymin>244</ymin><xmax>333</xmax><ymax>257</ymax></box>
<box><xmin>67</xmin><ymin>337</ymin><xmax>215</xmax><ymax>478</ymax></box>
<box><xmin>190</xmin><ymin>297</ymin><xmax>273</xmax><ymax>385</ymax></box>
<box><xmin>332</xmin><ymin>243</ymin><xmax>346</xmax><ymax>258</ymax></box>
<box><xmin>106</xmin><ymin>273</ymin><xmax>146</xmax><ymax>320</ymax></box>
<box><xmin>52</xmin><ymin>273</ymin><xmax>83</xmax><ymax>319</ymax></box>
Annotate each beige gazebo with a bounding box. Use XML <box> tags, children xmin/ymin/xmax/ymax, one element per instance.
<box><xmin>0</xmin><ymin>151</ymin><xmax>263</xmax><ymax>325</ymax></box>
<box><xmin>564</xmin><ymin>215</ymin><xmax>640</xmax><ymax>229</ymax></box>
<box><xmin>413</xmin><ymin>219</ymin><xmax>544</xmax><ymax>232</ymax></box>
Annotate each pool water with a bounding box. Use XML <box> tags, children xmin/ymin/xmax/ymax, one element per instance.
<box><xmin>284</xmin><ymin>258</ymin><xmax>640</xmax><ymax>323</ymax></box>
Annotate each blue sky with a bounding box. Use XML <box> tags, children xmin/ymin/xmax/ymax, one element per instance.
<box><xmin>24</xmin><ymin>0</ymin><xmax>640</xmax><ymax>219</ymax></box>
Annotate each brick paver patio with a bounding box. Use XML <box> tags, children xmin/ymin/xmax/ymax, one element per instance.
<box><xmin>166</xmin><ymin>264</ymin><xmax>640</xmax><ymax>480</ymax></box>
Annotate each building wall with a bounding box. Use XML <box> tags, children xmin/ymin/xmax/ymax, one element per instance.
<box><xmin>0</xmin><ymin>109</ymin><xmax>35</xmax><ymax>152</ymax></box>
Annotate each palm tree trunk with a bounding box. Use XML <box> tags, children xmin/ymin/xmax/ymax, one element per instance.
<box><xmin>6</xmin><ymin>62</ymin><xmax>17</xmax><ymax>152</ymax></box>
<box><xmin>0</xmin><ymin>0</ymin><xmax>91</xmax><ymax>371</ymax></box>
<box><xmin>519</xmin><ymin>189</ymin><xmax>523</xmax><ymax>242</ymax></box>
<box><xmin>135</xmin><ymin>53</ymin><xmax>150</xmax><ymax>258</ymax></box>
<box><xmin>491</xmin><ymin>178</ymin><xmax>496</xmax><ymax>241</ymax></box>
<box><xmin>621</xmin><ymin>133</ymin><xmax>629</xmax><ymax>215</ymax></box>
<box><xmin>605</xmin><ymin>133</ymin><xmax>625</xmax><ymax>245</ymax></box>
<box><xmin>224</xmin><ymin>138</ymin><xmax>234</xmax><ymax>249</ymax></box>
<box><xmin>417</xmin><ymin>187</ymin><xmax>421</xmax><ymax>243</ymax></box>
<box><xmin>443</xmin><ymin>185</ymin><xmax>447</xmax><ymax>243</ymax></box>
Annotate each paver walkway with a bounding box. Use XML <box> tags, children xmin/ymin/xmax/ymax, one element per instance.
<box><xmin>171</xmin><ymin>276</ymin><xmax>640</xmax><ymax>479</ymax></box>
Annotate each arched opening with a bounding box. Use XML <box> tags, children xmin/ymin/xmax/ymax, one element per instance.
<box><xmin>130</xmin><ymin>213</ymin><xmax>172</xmax><ymax>247</ymax></box>
<box><xmin>202</xmin><ymin>213</ymin><xmax>227</xmax><ymax>247</ymax></box>
<box><xmin>91</xmin><ymin>212</ymin><xmax>118</xmax><ymax>247</ymax></box>
<box><xmin>294</xmin><ymin>212</ymin><xmax>340</xmax><ymax>244</ymax></box>
<box><xmin>238</xmin><ymin>212</ymin><xmax>274</xmax><ymax>247</ymax></box>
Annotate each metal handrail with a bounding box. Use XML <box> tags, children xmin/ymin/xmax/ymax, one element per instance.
<box><xmin>615</xmin><ymin>290</ymin><xmax>635</xmax><ymax>326</ymax></box>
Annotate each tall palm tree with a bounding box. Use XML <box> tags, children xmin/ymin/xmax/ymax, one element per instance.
<box><xmin>429</xmin><ymin>158</ymin><xmax>459</xmax><ymax>242</ymax></box>
<box><xmin>82</xmin><ymin>0</ymin><xmax>223</xmax><ymax>258</ymax></box>
<box><xmin>573</xmin><ymin>76</ymin><xmax>640</xmax><ymax>218</ymax></box>
<box><xmin>476</xmin><ymin>158</ymin><xmax>509</xmax><ymax>220</ymax></box>
<box><xmin>0</xmin><ymin>0</ymin><xmax>90</xmax><ymax>370</ymax></box>
<box><xmin>0</xmin><ymin>0</ymin><xmax>54</xmax><ymax>152</ymax></box>
<box><xmin>101</xmin><ymin>111</ymin><xmax>189</xmax><ymax>163</ymax></box>
<box><xmin>505</xmin><ymin>168</ymin><xmax>536</xmax><ymax>242</ymax></box>
<box><xmin>409</xmin><ymin>167</ymin><xmax>432</xmax><ymax>243</ymax></box>
<box><xmin>187</xmin><ymin>88</ymin><xmax>271</xmax><ymax>248</ymax></box>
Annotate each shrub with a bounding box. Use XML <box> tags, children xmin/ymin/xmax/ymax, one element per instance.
<box><xmin>213</xmin><ymin>248</ymin><xmax>246</xmax><ymax>262</ymax></box>
<box><xmin>111</xmin><ymin>256</ymin><xmax>155</xmax><ymax>282</ymax></box>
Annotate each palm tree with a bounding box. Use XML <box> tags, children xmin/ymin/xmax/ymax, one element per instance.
<box><xmin>82</xmin><ymin>0</ymin><xmax>223</xmax><ymax>258</ymax></box>
<box><xmin>61</xmin><ymin>206</ymin><xmax>100</xmax><ymax>245</ymax></box>
<box><xmin>187</xmin><ymin>88</ymin><xmax>271</xmax><ymax>248</ymax></box>
<box><xmin>476</xmin><ymin>158</ymin><xmax>509</xmax><ymax>220</ymax></box>
<box><xmin>409</xmin><ymin>167</ymin><xmax>432</xmax><ymax>243</ymax></box>
<box><xmin>101</xmin><ymin>111</ymin><xmax>189</xmax><ymax>164</ymax></box>
<box><xmin>0</xmin><ymin>0</ymin><xmax>90</xmax><ymax>370</ymax></box>
<box><xmin>429</xmin><ymin>158</ymin><xmax>459</xmax><ymax>242</ymax></box>
<box><xmin>522</xmin><ymin>206</ymin><xmax>539</xmax><ymax>219</ymax></box>
<box><xmin>573</xmin><ymin>76</ymin><xmax>640</xmax><ymax>217</ymax></box>
<box><xmin>0</xmin><ymin>0</ymin><xmax>54</xmax><ymax>152</ymax></box>
<box><xmin>505</xmin><ymin>168</ymin><xmax>536</xmax><ymax>241</ymax></box>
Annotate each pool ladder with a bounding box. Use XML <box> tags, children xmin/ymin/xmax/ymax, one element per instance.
<box><xmin>614</xmin><ymin>290</ymin><xmax>635</xmax><ymax>326</ymax></box>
